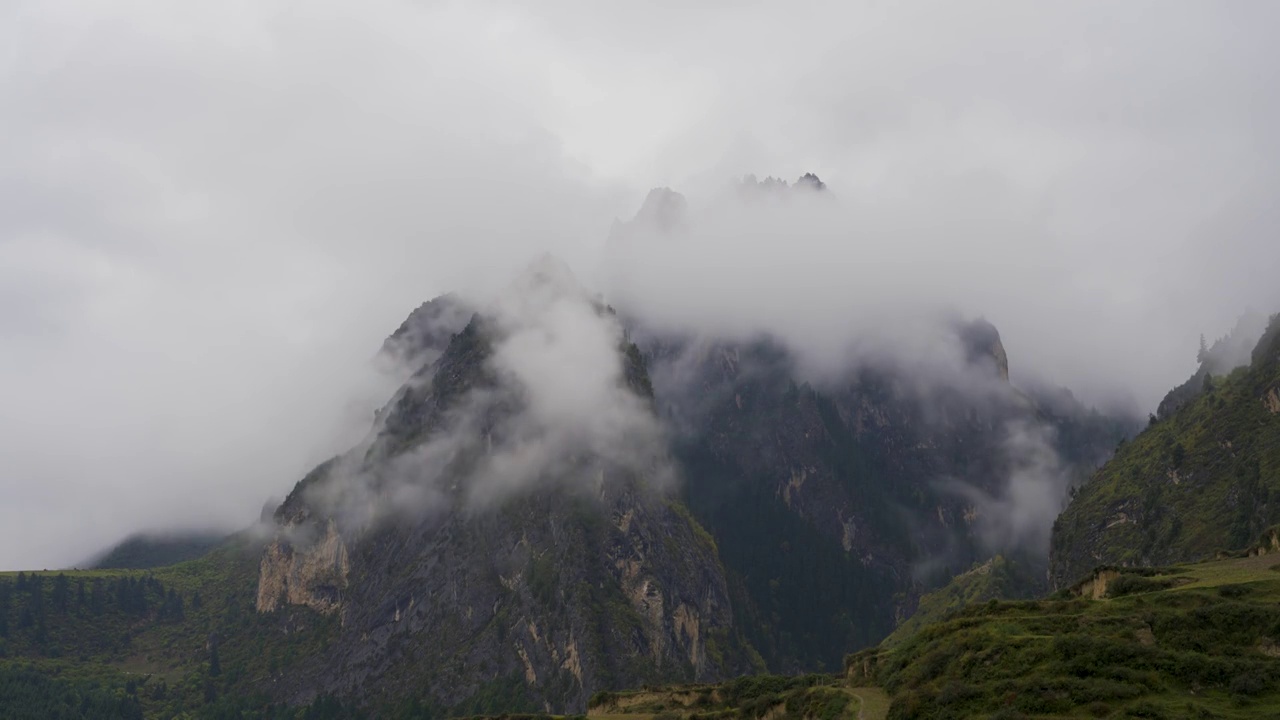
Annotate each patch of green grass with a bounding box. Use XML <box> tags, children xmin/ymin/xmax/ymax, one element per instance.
<box><xmin>588</xmin><ymin>675</ymin><xmax>854</xmax><ymax>720</ymax></box>
<box><xmin>882</xmin><ymin>556</ymin><xmax>1039</xmax><ymax>647</ymax></box>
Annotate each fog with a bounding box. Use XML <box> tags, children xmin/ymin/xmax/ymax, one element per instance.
<box><xmin>3</xmin><ymin>1</ymin><xmax>1280</xmax><ymax>569</ymax></box>
<box><xmin>286</xmin><ymin>256</ymin><xmax>673</xmax><ymax>535</ymax></box>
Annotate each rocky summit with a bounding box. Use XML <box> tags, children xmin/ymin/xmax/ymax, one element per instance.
<box><xmin>253</xmin><ymin>260</ymin><xmax>759</xmax><ymax>712</ymax></box>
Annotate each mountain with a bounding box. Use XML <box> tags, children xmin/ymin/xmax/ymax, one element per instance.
<box><xmin>718</xmin><ymin>329</ymin><xmax>1280</xmax><ymax>715</ymax></box>
<box><xmin>0</xmin><ymin>212</ymin><xmax>1140</xmax><ymax>717</ymax></box>
<box><xmin>1050</xmin><ymin>312</ymin><xmax>1280</xmax><ymax>587</ymax></box>
<box><xmin>631</xmin><ymin>326</ymin><xmax>1132</xmax><ymax>673</ymax></box>
<box><xmin>604</xmin><ymin>183</ymin><xmax>1135</xmax><ymax>671</ymax></box>
<box><xmin>86</xmin><ymin>531</ymin><xmax>227</xmax><ymax>570</ymax></box>
<box><xmin>253</xmin><ymin>257</ymin><xmax>759</xmax><ymax>712</ymax></box>
<box><xmin>378</xmin><ymin>292</ymin><xmax>476</xmax><ymax>373</ymax></box>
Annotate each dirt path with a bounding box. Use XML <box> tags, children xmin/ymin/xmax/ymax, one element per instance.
<box><xmin>844</xmin><ymin>687</ymin><xmax>890</xmax><ymax>720</ymax></box>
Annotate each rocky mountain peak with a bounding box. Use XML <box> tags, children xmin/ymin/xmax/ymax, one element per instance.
<box><xmin>379</xmin><ymin>291</ymin><xmax>475</xmax><ymax>373</ymax></box>
<box><xmin>956</xmin><ymin>317</ymin><xmax>1010</xmax><ymax>381</ymax></box>
<box><xmin>631</xmin><ymin>187</ymin><xmax>688</xmax><ymax>232</ymax></box>
<box><xmin>253</xmin><ymin>261</ymin><xmax>756</xmax><ymax>711</ymax></box>
<box><xmin>795</xmin><ymin>172</ymin><xmax>827</xmax><ymax>191</ymax></box>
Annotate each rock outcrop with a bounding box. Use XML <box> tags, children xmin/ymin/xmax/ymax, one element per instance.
<box><xmin>255</xmin><ymin>519</ymin><xmax>349</xmax><ymax>615</ymax></box>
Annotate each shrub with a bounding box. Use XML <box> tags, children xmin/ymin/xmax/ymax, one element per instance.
<box><xmin>1124</xmin><ymin>700</ymin><xmax>1169</xmax><ymax>718</ymax></box>
<box><xmin>936</xmin><ymin>681</ymin><xmax>978</xmax><ymax>706</ymax></box>
<box><xmin>588</xmin><ymin>691</ymin><xmax>617</xmax><ymax>708</ymax></box>
<box><xmin>1229</xmin><ymin>670</ymin><xmax>1268</xmax><ymax>696</ymax></box>
<box><xmin>1216</xmin><ymin>584</ymin><xmax>1251</xmax><ymax>599</ymax></box>
<box><xmin>1106</xmin><ymin>576</ymin><xmax>1172</xmax><ymax>598</ymax></box>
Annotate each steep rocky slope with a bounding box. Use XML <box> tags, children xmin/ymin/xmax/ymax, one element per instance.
<box><xmin>254</xmin><ymin>261</ymin><xmax>757</xmax><ymax>712</ymax></box>
<box><xmin>1051</xmin><ymin>313</ymin><xmax>1280</xmax><ymax>587</ymax></box>
<box><xmin>635</xmin><ymin>326</ymin><xmax>1131</xmax><ymax>672</ymax></box>
<box><xmin>378</xmin><ymin>292</ymin><xmax>475</xmax><ymax>372</ymax></box>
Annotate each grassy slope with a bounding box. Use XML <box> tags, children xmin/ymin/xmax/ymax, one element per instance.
<box><xmin>585</xmin><ymin>673</ymin><xmax>887</xmax><ymax>720</ymax></box>
<box><xmin>848</xmin><ymin>553</ymin><xmax>1280</xmax><ymax>719</ymax></box>
<box><xmin>881</xmin><ymin>556</ymin><xmax>1037</xmax><ymax>648</ymax></box>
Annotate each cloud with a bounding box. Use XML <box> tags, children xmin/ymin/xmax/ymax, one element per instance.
<box><xmin>602</xmin><ymin>178</ymin><xmax>1032</xmax><ymax>385</ymax></box>
<box><xmin>946</xmin><ymin>419</ymin><xmax>1074</xmax><ymax>556</ymax></box>
<box><xmin>472</xmin><ymin>256</ymin><xmax>672</xmax><ymax>505</ymax></box>
<box><xmin>284</xmin><ymin>258</ymin><xmax>671</xmax><ymax>533</ymax></box>
<box><xmin>3</xmin><ymin>1</ymin><xmax>1280</xmax><ymax>567</ymax></box>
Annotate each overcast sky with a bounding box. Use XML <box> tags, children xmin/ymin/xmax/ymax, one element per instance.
<box><xmin>3</xmin><ymin>1</ymin><xmax>1279</xmax><ymax>569</ymax></box>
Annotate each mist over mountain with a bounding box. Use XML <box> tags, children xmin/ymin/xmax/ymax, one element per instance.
<box><xmin>6</xmin><ymin>3</ymin><xmax>1280</xmax><ymax>718</ymax></box>
<box><xmin>84</xmin><ymin>530</ymin><xmax>227</xmax><ymax>571</ymax></box>
<box><xmin>6</xmin><ymin>2</ymin><xmax>1280</xmax><ymax>571</ymax></box>
<box><xmin>243</xmin><ymin>257</ymin><xmax>761</xmax><ymax>710</ymax></box>
<box><xmin>202</xmin><ymin>202</ymin><xmax>1132</xmax><ymax>707</ymax></box>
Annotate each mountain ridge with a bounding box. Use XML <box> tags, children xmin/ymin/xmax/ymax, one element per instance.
<box><xmin>1051</xmin><ymin>312</ymin><xmax>1280</xmax><ymax>587</ymax></box>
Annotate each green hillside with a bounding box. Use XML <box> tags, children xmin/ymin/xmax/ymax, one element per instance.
<box><xmin>847</xmin><ymin>552</ymin><xmax>1280</xmax><ymax>719</ymax></box>
<box><xmin>1050</xmin><ymin>314</ymin><xmax>1280</xmax><ymax>587</ymax></box>
<box><xmin>586</xmin><ymin>673</ymin><xmax>889</xmax><ymax>720</ymax></box>
<box><xmin>0</xmin><ymin>538</ymin><xmax>352</xmax><ymax>719</ymax></box>
<box><xmin>880</xmin><ymin>556</ymin><xmax>1039</xmax><ymax>648</ymax></box>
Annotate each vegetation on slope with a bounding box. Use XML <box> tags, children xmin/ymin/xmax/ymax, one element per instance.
<box><xmin>1051</xmin><ymin>313</ymin><xmax>1280</xmax><ymax>586</ymax></box>
<box><xmin>1156</xmin><ymin>311</ymin><xmax>1268</xmax><ymax>421</ymax></box>
<box><xmin>587</xmin><ymin>673</ymin><xmax>883</xmax><ymax>720</ymax></box>
<box><xmin>0</xmin><ymin>537</ymin><xmax>349</xmax><ymax>718</ymax></box>
<box><xmin>880</xmin><ymin>556</ymin><xmax>1039</xmax><ymax>648</ymax></box>
<box><xmin>849</xmin><ymin>553</ymin><xmax>1280</xmax><ymax>719</ymax></box>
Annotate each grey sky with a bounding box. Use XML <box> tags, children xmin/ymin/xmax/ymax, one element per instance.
<box><xmin>2</xmin><ymin>1</ymin><xmax>1278</xmax><ymax>569</ymax></box>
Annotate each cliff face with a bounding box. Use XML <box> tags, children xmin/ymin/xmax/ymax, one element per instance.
<box><xmin>279</xmin><ymin>481</ymin><xmax>746</xmax><ymax>712</ymax></box>
<box><xmin>1050</xmin><ymin>313</ymin><xmax>1280</xmax><ymax>588</ymax></box>
<box><xmin>635</xmin><ymin>322</ymin><xmax>1130</xmax><ymax>671</ymax></box>
<box><xmin>256</xmin><ymin>276</ymin><xmax>755</xmax><ymax>713</ymax></box>
<box><xmin>255</xmin><ymin>519</ymin><xmax>349</xmax><ymax>615</ymax></box>
<box><xmin>957</xmin><ymin>317</ymin><xmax>1010</xmax><ymax>381</ymax></box>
